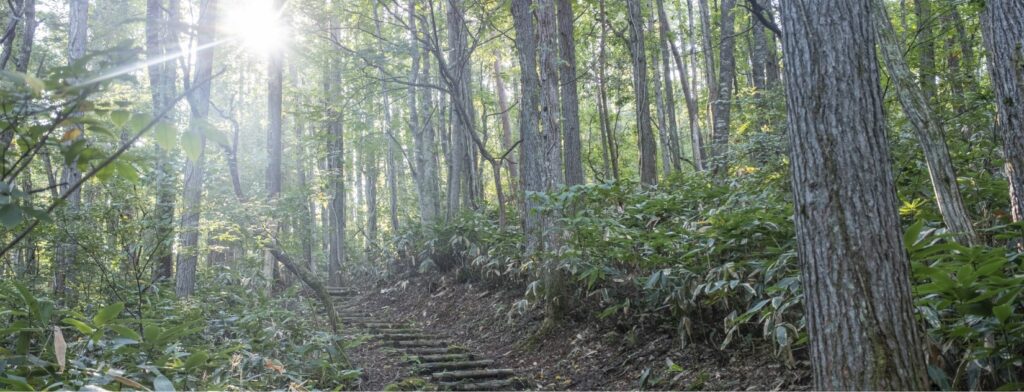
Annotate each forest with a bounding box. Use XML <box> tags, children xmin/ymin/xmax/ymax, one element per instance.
<box><xmin>2</xmin><ymin>0</ymin><xmax>1024</xmax><ymax>390</ymax></box>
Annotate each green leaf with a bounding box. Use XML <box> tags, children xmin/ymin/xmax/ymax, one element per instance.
<box><xmin>181</xmin><ymin>131</ymin><xmax>202</xmax><ymax>161</ymax></box>
<box><xmin>143</xmin><ymin>324</ymin><xmax>161</xmax><ymax>343</ymax></box>
<box><xmin>92</xmin><ymin>302</ymin><xmax>124</xmax><ymax>326</ymax></box>
<box><xmin>154</xmin><ymin>122</ymin><xmax>177</xmax><ymax>149</ymax></box>
<box><xmin>109</xmin><ymin>325</ymin><xmax>141</xmax><ymax>340</ymax></box>
<box><xmin>993</xmin><ymin>303</ymin><xmax>1013</xmax><ymax>323</ymax></box>
<box><xmin>0</xmin><ymin>204</ymin><xmax>23</xmax><ymax>228</ymax></box>
<box><xmin>201</xmin><ymin>123</ymin><xmax>229</xmax><ymax>147</ymax></box>
<box><xmin>153</xmin><ymin>374</ymin><xmax>175</xmax><ymax>392</ymax></box>
<box><xmin>63</xmin><ymin>318</ymin><xmax>96</xmax><ymax>335</ymax></box>
<box><xmin>115</xmin><ymin>161</ymin><xmax>140</xmax><ymax>183</ymax></box>
<box><xmin>110</xmin><ymin>110</ymin><xmax>130</xmax><ymax>127</ymax></box>
<box><xmin>127</xmin><ymin>113</ymin><xmax>153</xmax><ymax>135</ymax></box>
<box><xmin>774</xmin><ymin>325</ymin><xmax>789</xmax><ymax>347</ymax></box>
<box><xmin>0</xmin><ymin>375</ymin><xmax>34</xmax><ymax>391</ymax></box>
<box><xmin>183</xmin><ymin>350</ymin><xmax>209</xmax><ymax>370</ymax></box>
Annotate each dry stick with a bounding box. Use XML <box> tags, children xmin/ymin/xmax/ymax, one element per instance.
<box><xmin>0</xmin><ymin>71</ymin><xmax>224</xmax><ymax>259</ymax></box>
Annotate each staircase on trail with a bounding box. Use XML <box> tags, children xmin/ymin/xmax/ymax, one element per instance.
<box><xmin>327</xmin><ymin>287</ymin><xmax>523</xmax><ymax>391</ymax></box>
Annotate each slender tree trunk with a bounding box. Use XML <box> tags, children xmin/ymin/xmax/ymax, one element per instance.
<box><xmin>697</xmin><ymin>0</ymin><xmax>716</xmax><ymax>136</ymax></box>
<box><xmin>871</xmin><ymin>0</ymin><xmax>978</xmax><ymax>245</ymax></box>
<box><xmin>14</xmin><ymin>0</ymin><xmax>34</xmax><ymax>73</ymax></box>
<box><xmin>146</xmin><ymin>0</ymin><xmax>178</xmax><ymax>281</ymax></box>
<box><xmin>494</xmin><ymin>58</ymin><xmax>519</xmax><ymax>199</ymax></box>
<box><xmin>263</xmin><ymin>0</ymin><xmax>284</xmax><ymax>292</ymax></box>
<box><xmin>654</xmin><ymin>0</ymin><xmax>681</xmax><ymax>173</ymax></box>
<box><xmin>650</xmin><ymin>8</ymin><xmax>671</xmax><ymax>178</ymax></box>
<box><xmin>626</xmin><ymin>0</ymin><xmax>658</xmax><ymax>186</ymax></box>
<box><xmin>413</xmin><ymin>31</ymin><xmax>441</xmax><ymax>225</ymax></box>
<box><xmin>597</xmin><ymin>0</ymin><xmax>618</xmax><ymax>180</ymax></box>
<box><xmin>372</xmin><ymin>0</ymin><xmax>401</xmax><ymax>234</ymax></box>
<box><xmin>0</xmin><ymin>0</ymin><xmax>22</xmax><ymax>70</ymax></box>
<box><xmin>980</xmin><ymin>1</ymin><xmax>1024</xmax><ymax>232</ymax></box>
<box><xmin>443</xmin><ymin>0</ymin><xmax>475</xmax><ymax>219</ymax></box>
<box><xmin>55</xmin><ymin>0</ymin><xmax>88</xmax><ymax>302</ymax></box>
<box><xmin>327</xmin><ymin>105</ymin><xmax>345</xmax><ymax>287</ymax></box>
<box><xmin>915</xmin><ymin>0</ymin><xmax>936</xmax><ymax>101</ymax></box>
<box><xmin>664</xmin><ymin>0</ymin><xmax>703</xmax><ymax>171</ymax></box>
<box><xmin>557</xmin><ymin>0</ymin><xmax>583</xmax><ymax>185</ymax></box>
<box><xmin>710</xmin><ymin>0</ymin><xmax>735</xmax><ymax>176</ymax></box>
<box><xmin>780</xmin><ymin>1</ymin><xmax>928</xmax><ymax>388</ymax></box>
<box><xmin>175</xmin><ymin>0</ymin><xmax>217</xmax><ymax>298</ymax></box>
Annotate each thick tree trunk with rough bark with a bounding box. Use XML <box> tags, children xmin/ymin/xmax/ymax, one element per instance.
<box><xmin>626</xmin><ymin>0</ymin><xmax>658</xmax><ymax>186</ymax></box>
<box><xmin>779</xmin><ymin>1</ymin><xmax>928</xmax><ymax>389</ymax></box>
<box><xmin>14</xmin><ymin>0</ymin><xmax>35</xmax><ymax>73</ymax></box>
<box><xmin>263</xmin><ymin>0</ymin><xmax>284</xmax><ymax>291</ymax></box>
<box><xmin>444</xmin><ymin>0</ymin><xmax>475</xmax><ymax>219</ymax></box>
<box><xmin>980</xmin><ymin>2</ymin><xmax>1024</xmax><ymax>229</ymax></box>
<box><xmin>511</xmin><ymin>0</ymin><xmax>541</xmax><ymax>254</ymax></box>
<box><xmin>871</xmin><ymin>0</ymin><xmax>977</xmax><ymax>245</ymax></box>
<box><xmin>176</xmin><ymin>0</ymin><xmax>217</xmax><ymax>298</ymax></box>
<box><xmin>557</xmin><ymin>0</ymin><xmax>583</xmax><ymax>185</ymax></box>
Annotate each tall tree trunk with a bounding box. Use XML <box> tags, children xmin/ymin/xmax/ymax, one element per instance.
<box><xmin>536</xmin><ymin>0</ymin><xmax>567</xmax><ymax>328</ymax></box>
<box><xmin>511</xmin><ymin>0</ymin><xmax>542</xmax><ymax>255</ymax></box>
<box><xmin>650</xmin><ymin>9</ymin><xmax>671</xmax><ymax>178</ymax></box>
<box><xmin>709</xmin><ymin>0</ymin><xmax>735</xmax><ymax>176</ymax></box>
<box><xmin>413</xmin><ymin>26</ymin><xmax>441</xmax><ymax>225</ymax></box>
<box><xmin>372</xmin><ymin>0</ymin><xmax>401</xmax><ymax>234</ymax></box>
<box><xmin>597</xmin><ymin>0</ymin><xmax>618</xmax><ymax>180</ymax></box>
<box><xmin>443</xmin><ymin>0</ymin><xmax>475</xmax><ymax>219</ymax></box>
<box><xmin>55</xmin><ymin>0</ymin><xmax>88</xmax><ymax>302</ymax></box>
<box><xmin>263</xmin><ymin>0</ymin><xmax>284</xmax><ymax>292</ymax></box>
<box><xmin>327</xmin><ymin>104</ymin><xmax>345</xmax><ymax>287</ymax></box>
<box><xmin>175</xmin><ymin>0</ymin><xmax>217</xmax><ymax>298</ymax></box>
<box><xmin>0</xmin><ymin>0</ymin><xmax>22</xmax><ymax>70</ymax></box>
<box><xmin>697</xmin><ymin>0</ymin><xmax>716</xmax><ymax>136</ymax></box>
<box><xmin>626</xmin><ymin>0</ymin><xmax>658</xmax><ymax>186</ymax></box>
<box><xmin>557</xmin><ymin>0</ymin><xmax>583</xmax><ymax>185</ymax></box>
<box><xmin>14</xmin><ymin>0</ymin><xmax>35</xmax><ymax>73</ymax></box>
<box><xmin>871</xmin><ymin>0</ymin><xmax>978</xmax><ymax>245</ymax></box>
<box><xmin>664</xmin><ymin>0</ymin><xmax>703</xmax><ymax>171</ymax></box>
<box><xmin>494</xmin><ymin>58</ymin><xmax>519</xmax><ymax>198</ymax></box>
<box><xmin>146</xmin><ymin>0</ymin><xmax>178</xmax><ymax>281</ymax></box>
<box><xmin>980</xmin><ymin>2</ymin><xmax>1024</xmax><ymax>231</ymax></box>
<box><xmin>779</xmin><ymin>1</ymin><xmax>928</xmax><ymax>389</ymax></box>
<box><xmin>915</xmin><ymin>0</ymin><xmax>936</xmax><ymax>101</ymax></box>
<box><xmin>655</xmin><ymin>0</ymin><xmax>681</xmax><ymax>173</ymax></box>
<box><xmin>364</xmin><ymin>156</ymin><xmax>379</xmax><ymax>260</ymax></box>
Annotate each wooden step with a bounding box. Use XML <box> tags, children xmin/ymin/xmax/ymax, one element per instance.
<box><xmin>377</xmin><ymin>333</ymin><xmax>440</xmax><ymax>341</ymax></box>
<box><xmin>408</xmin><ymin>354</ymin><xmax>474</xmax><ymax>363</ymax></box>
<box><xmin>391</xmin><ymin>340</ymin><xmax>450</xmax><ymax>348</ymax></box>
<box><xmin>403</xmin><ymin>347</ymin><xmax>466</xmax><ymax>355</ymax></box>
<box><xmin>372</xmin><ymin>328</ymin><xmax>423</xmax><ymax>334</ymax></box>
<box><xmin>437</xmin><ymin>378</ymin><xmax>517</xmax><ymax>391</ymax></box>
<box><xmin>417</xmin><ymin>360</ymin><xmax>494</xmax><ymax>374</ymax></box>
<box><xmin>363</xmin><ymin>322</ymin><xmax>411</xmax><ymax>329</ymax></box>
<box><xmin>431</xmin><ymin>368</ymin><xmax>514</xmax><ymax>382</ymax></box>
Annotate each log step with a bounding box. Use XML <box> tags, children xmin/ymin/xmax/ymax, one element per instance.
<box><xmin>437</xmin><ymin>378</ymin><xmax>517</xmax><ymax>391</ymax></box>
<box><xmin>403</xmin><ymin>347</ymin><xmax>466</xmax><ymax>355</ymax></box>
<box><xmin>391</xmin><ymin>340</ymin><xmax>450</xmax><ymax>348</ymax></box>
<box><xmin>431</xmin><ymin>368</ymin><xmax>514</xmax><ymax>382</ymax></box>
<box><xmin>408</xmin><ymin>354</ymin><xmax>474</xmax><ymax>363</ymax></box>
<box><xmin>417</xmin><ymin>360</ymin><xmax>495</xmax><ymax>374</ymax></box>
<box><xmin>363</xmin><ymin>323</ymin><xmax>411</xmax><ymax>329</ymax></box>
<box><xmin>377</xmin><ymin>333</ymin><xmax>440</xmax><ymax>341</ymax></box>
<box><xmin>372</xmin><ymin>328</ymin><xmax>423</xmax><ymax>334</ymax></box>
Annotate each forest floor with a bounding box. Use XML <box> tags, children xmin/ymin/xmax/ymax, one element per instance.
<box><xmin>340</xmin><ymin>274</ymin><xmax>811</xmax><ymax>390</ymax></box>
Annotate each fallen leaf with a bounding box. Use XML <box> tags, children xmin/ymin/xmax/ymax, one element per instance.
<box><xmin>53</xmin><ymin>326</ymin><xmax>67</xmax><ymax>373</ymax></box>
<box><xmin>265</xmin><ymin>359</ymin><xmax>285</xmax><ymax>374</ymax></box>
<box><xmin>112</xmin><ymin>375</ymin><xmax>147</xmax><ymax>390</ymax></box>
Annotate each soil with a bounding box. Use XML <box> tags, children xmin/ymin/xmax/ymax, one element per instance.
<box><xmin>342</xmin><ymin>274</ymin><xmax>811</xmax><ymax>391</ymax></box>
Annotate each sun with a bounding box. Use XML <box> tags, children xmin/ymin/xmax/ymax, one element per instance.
<box><xmin>223</xmin><ymin>1</ymin><xmax>288</xmax><ymax>56</ymax></box>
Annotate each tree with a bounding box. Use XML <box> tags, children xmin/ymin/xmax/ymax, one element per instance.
<box><xmin>779</xmin><ymin>1</ymin><xmax>928</xmax><ymax>388</ymax></box>
<box><xmin>175</xmin><ymin>0</ymin><xmax>217</xmax><ymax>298</ymax></box>
<box><xmin>54</xmin><ymin>0</ymin><xmax>89</xmax><ymax>301</ymax></box>
<box><xmin>980</xmin><ymin>1</ymin><xmax>1024</xmax><ymax>229</ymax></box>
<box><xmin>626</xmin><ymin>0</ymin><xmax>657</xmax><ymax>186</ymax></box>
<box><xmin>870</xmin><ymin>0</ymin><xmax>978</xmax><ymax>245</ymax></box>
<box><xmin>557</xmin><ymin>0</ymin><xmax>583</xmax><ymax>185</ymax></box>
<box><xmin>146</xmin><ymin>0</ymin><xmax>179</xmax><ymax>280</ymax></box>
<box><xmin>325</xmin><ymin>6</ymin><xmax>345</xmax><ymax>286</ymax></box>
<box><xmin>709</xmin><ymin>0</ymin><xmax>735</xmax><ymax>176</ymax></box>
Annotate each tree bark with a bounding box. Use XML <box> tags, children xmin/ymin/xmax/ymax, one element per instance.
<box><xmin>146</xmin><ymin>0</ymin><xmax>178</xmax><ymax>281</ymax></box>
<box><xmin>372</xmin><ymin>0</ymin><xmax>401</xmax><ymax>234</ymax></box>
<box><xmin>980</xmin><ymin>1</ymin><xmax>1024</xmax><ymax>230</ymax></box>
<box><xmin>262</xmin><ymin>0</ymin><xmax>284</xmax><ymax>292</ymax></box>
<box><xmin>557</xmin><ymin>0</ymin><xmax>583</xmax><ymax>185</ymax></box>
<box><xmin>709</xmin><ymin>0</ymin><xmax>735</xmax><ymax>176</ymax></box>
<box><xmin>511</xmin><ymin>0</ymin><xmax>542</xmax><ymax>255</ymax></box>
<box><xmin>597</xmin><ymin>0</ymin><xmax>618</xmax><ymax>180</ymax></box>
<box><xmin>626</xmin><ymin>0</ymin><xmax>658</xmax><ymax>186</ymax></box>
<box><xmin>871</xmin><ymin>0</ymin><xmax>978</xmax><ymax>245</ymax></box>
<box><xmin>915</xmin><ymin>0</ymin><xmax>936</xmax><ymax>101</ymax></box>
<box><xmin>175</xmin><ymin>0</ymin><xmax>217</xmax><ymax>298</ymax></box>
<box><xmin>443</xmin><ymin>0</ymin><xmax>475</xmax><ymax>219</ymax></box>
<box><xmin>664</xmin><ymin>0</ymin><xmax>703</xmax><ymax>171</ymax></box>
<box><xmin>655</xmin><ymin>0</ymin><xmax>681</xmax><ymax>173</ymax></box>
<box><xmin>14</xmin><ymin>0</ymin><xmax>35</xmax><ymax>73</ymax></box>
<box><xmin>54</xmin><ymin>0</ymin><xmax>88</xmax><ymax>302</ymax></box>
<box><xmin>779</xmin><ymin>1</ymin><xmax>928</xmax><ymax>389</ymax></box>
<box><xmin>494</xmin><ymin>58</ymin><xmax>519</xmax><ymax>200</ymax></box>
